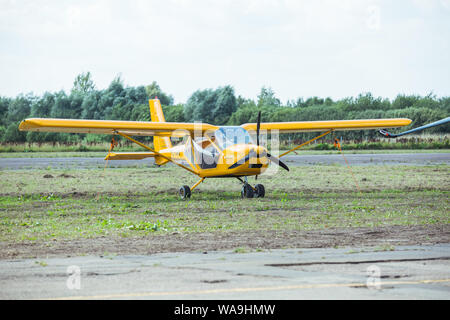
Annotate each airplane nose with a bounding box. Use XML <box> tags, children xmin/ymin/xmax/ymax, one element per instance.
<box><xmin>254</xmin><ymin>145</ymin><xmax>289</xmax><ymax>171</ymax></box>
<box><xmin>227</xmin><ymin>145</ymin><xmax>268</xmax><ymax>169</ymax></box>
<box><xmin>255</xmin><ymin>145</ymin><xmax>267</xmax><ymax>158</ymax></box>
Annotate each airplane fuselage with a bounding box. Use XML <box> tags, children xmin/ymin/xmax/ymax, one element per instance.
<box><xmin>158</xmin><ymin>142</ymin><xmax>270</xmax><ymax>178</ymax></box>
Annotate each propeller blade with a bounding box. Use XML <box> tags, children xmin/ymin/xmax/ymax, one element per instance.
<box><xmin>256</xmin><ymin>111</ymin><xmax>261</xmax><ymax>147</ymax></box>
<box><xmin>267</xmin><ymin>153</ymin><xmax>289</xmax><ymax>171</ymax></box>
<box><xmin>228</xmin><ymin>149</ymin><xmax>257</xmax><ymax>169</ymax></box>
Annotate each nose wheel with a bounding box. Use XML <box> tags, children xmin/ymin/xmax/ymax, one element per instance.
<box><xmin>179</xmin><ymin>185</ymin><xmax>191</xmax><ymax>199</ymax></box>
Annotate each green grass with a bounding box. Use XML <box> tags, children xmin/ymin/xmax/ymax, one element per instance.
<box><xmin>0</xmin><ymin>164</ymin><xmax>448</xmax><ymax>242</ymax></box>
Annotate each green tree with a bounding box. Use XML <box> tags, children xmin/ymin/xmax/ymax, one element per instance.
<box><xmin>72</xmin><ymin>71</ymin><xmax>95</xmax><ymax>94</ymax></box>
<box><xmin>81</xmin><ymin>76</ymin><xmax>124</xmax><ymax>120</ymax></box>
<box><xmin>304</xmin><ymin>96</ymin><xmax>324</xmax><ymax>107</ymax></box>
<box><xmin>163</xmin><ymin>104</ymin><xmax>185</xmax><ymax>122</ymax></box>
<box><xmin>145</xmin><ymin>81</ymin><xmax>174</xmax><ymax>106</ymax></box>
<box><xmin>257</xmin><ymin>86</ymin><xmax>280</xmax><ymax>108</ymax></box>
<box><xmin>228</xmin><ymin>104</ymin><xmax>259</xmax><ymax>125</ymax></box>
<box><xmin>0</xmin><ymin>97</ymin><xmax>11</xmax><ymax>126</ymax></box>
<box><xmin>81</xmin><ymin>91</ymin><xmax>101</xmax><ymax>119</ymax></box>
<box><xmin>213</xmin><ymin>86</ymin><xmax>237</xmax><ymax>124</ymax></box>
<box><xmin>3</xmin><ymin>122</ymin><xmax>26</xmax><ymax>142</ymax></box>
<box><xmin>184</xmin><ymin>86</ymin><xmax>237</xmax><ymax>124</ymax></box>
<box><xmin>50</xmin><ymin>91</ymin><xmax>82</xmax><ymax>119</ymax></box>
<box><xmin>391</xmin><ymin>94</ymin><xmax>419</xmax><ymax>110</ymax></box>
<box><xmin>30</xmin><ymin>92</ymin><xmax>54</xmax><ymax>117</ymax></box>
<box><xmin>7</xmin><ymin>94</ymin><xmax>32</xmax><ymax>123</ymax></box>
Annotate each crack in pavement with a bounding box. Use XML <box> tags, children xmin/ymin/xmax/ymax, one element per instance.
<box><xmin>266</xmin><ymin>256</ymin><xmax>450</xmax><ymax>267</ymax></box>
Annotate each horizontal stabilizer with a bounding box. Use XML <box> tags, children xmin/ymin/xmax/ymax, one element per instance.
<box><xmin>104</xmin><ymin>152</ymin><xmax>156</xmax><ymax>160</ymax></box>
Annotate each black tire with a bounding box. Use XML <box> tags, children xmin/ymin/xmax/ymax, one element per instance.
<box><xmin>241</xmin><ymin>184</ymin><xmax>254</xmax><ymax>199</ymax></box>
<box><xmin>179</xmin><ymin>185</ymin><xmax>191</xmax><ymax>199</ymax></box>
<box><xmin>255</xmin><ymin>184</ymin><xmax>265</xmax><ymax>198</ymax></box>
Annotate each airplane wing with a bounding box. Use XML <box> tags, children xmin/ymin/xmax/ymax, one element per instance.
<box><xmin>19</xmin><ymin>118</ymin><xmax>219</xmax><ymax>137</ymax></box>
<box><xmin>241</xmin><ymin>118</ymin><xmax>412</xmax><ymax>133</ymax></box>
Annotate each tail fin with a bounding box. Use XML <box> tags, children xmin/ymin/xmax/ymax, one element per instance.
<box><xmin>149</xmin><ymin>98</ymin><xmax>172</xmax><ymax>165</ymax></box>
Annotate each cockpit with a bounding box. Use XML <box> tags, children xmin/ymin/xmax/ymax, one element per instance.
<box><xmin>188</xmin><ymin>126</ymin><xmax>255</xmax><ymax>170</ymax></box>
<box><xmin>208</xmin><ymin>126</ymin><xmax>254</xmax><ymax>150</ymax></box>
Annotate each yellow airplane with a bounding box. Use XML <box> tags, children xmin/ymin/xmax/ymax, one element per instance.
<box><xmin>19</xmin><ymin>98</ymin><xmax>412</xmax><ymax>199</ymax></box>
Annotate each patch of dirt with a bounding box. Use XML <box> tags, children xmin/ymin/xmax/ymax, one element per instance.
<box><xmin>0</xmin><ymin>224</ymin><xmax>448</xmax><ymax>260</ymax></box>
<box><xmin>58</xmin><ymin>174</ymin><xmax>75</xmax><ymax>178</ymax></box>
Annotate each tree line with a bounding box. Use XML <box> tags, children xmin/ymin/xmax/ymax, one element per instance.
<box><xmin>0</xmin><ymin>72</ymin><xmax>449</xmax><ymax>143</ymax></box>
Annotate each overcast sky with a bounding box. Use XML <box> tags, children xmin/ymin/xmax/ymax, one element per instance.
<box><xmin>1</xmin><ymin>0</ymin><xmax>449</xmax><ymax>104</ymax></box>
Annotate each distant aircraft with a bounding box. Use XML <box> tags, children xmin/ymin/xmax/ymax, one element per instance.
<box><xmin>19</xmin><ymin>98</ymin><xmax>411</xmax><ymax>199</ymax></box>
<box><xmin>379</xmin><ymin>117</ymin><xmax>449</xmax><ymax>138</ymax></box>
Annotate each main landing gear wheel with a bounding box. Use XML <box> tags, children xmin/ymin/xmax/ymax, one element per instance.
<box><xmin>254</xmin><ymin>184</ymin><xmax>265</xmax><ymax>198</ymax></box>
<box><xmin>179</xmin><ymin>185</ymin><xmax>191</xmax><ymax>200</ymax></box>
<box><xmin>241</xmin><ymin>184</ymin><xmax>254</xmax><ymax>198</ymax></box>
<box><xmin>241</xmin><ymin>184</ymin><xmax>265</xmax><ymax>198</ymax></box>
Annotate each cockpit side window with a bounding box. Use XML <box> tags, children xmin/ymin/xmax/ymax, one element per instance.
<box><xmin>191</xmin><ymin>138</ymin><xmax>219</xmax><ymax>169</ymax></box>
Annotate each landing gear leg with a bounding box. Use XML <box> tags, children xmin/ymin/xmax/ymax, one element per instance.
<box><xmin>179</xmin><ymin>177</ymin><xmax>205</xmax><ymax>200</ymax></box>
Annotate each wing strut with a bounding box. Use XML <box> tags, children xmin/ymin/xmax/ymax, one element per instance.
<box><xmin>115</xmin><ymin>131</ymin><xmax>199</xmax><ymax>175</ymax></box>
<box><xmin>279</xmin><ymin>130</ymin><xmax>333</xmax><ymax>157</ymax></box>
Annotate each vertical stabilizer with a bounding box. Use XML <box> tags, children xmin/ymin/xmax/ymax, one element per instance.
<box><xmin>149</xmin><ymin>98</ymin><xmax>172</xmax><ymax>165</ymax></box>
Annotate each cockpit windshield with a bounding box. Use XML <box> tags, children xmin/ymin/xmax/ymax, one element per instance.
<box><xmin>211</xmin><ymin>126</ymin><xmax>254</xmax><ymax>150</ymax></box>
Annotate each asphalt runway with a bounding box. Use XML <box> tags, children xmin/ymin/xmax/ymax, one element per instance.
<box><xmin>0</xmin><ymin>244</ymin><xmax>449</xmax><ymax>300</ymax></box>
<box><xmin>0</xmin><ymin>153</ymin><xmax>449</xmax><ymax>170</ymax></box>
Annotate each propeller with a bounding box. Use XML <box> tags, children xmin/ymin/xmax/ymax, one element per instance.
<box><xmin>228</xmin><ymin>110</ymin><xmax>289</xmax><ymax>172</ymax></box>
<box><xmin>256</xmin><ymin>111</ymin><xmax>261</xmax><ymax>148</ymax></box>
<box><xmin>255</xmin><ymin>110</ymin><xmax>289</xmax><ymax>172</ymax></box>
<box><xmin>267</xmin><ymin>153</ymin><xmax>289</xmax><ymax>171</ymax></box>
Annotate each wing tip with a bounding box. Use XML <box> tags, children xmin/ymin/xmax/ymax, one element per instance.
<box><xmin>19</xmin><ymin>119</ymin><xmax>31</xmax><ymax>131</ymax></box>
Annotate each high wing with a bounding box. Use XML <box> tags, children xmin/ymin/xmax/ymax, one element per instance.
<box><xmin>241</xmin><ymin>118</ymin><xmax>412</xmax><ymax>133</ymax></box>
<box><xmin>19</xmin><ymin>118</ymin><xmax>219</xmax><ymax>137</ymax></box>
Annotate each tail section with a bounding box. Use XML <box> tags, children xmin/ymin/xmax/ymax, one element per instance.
<box><xmin>149</xmin><ymin>98</ymin><xmax>172</xmax><ymax>165</ymax></box>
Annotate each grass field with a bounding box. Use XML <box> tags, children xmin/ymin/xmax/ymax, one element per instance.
<box><xmin>0</xmin><ymin>164</ymin><xmax>448</xmax><ymax>248</ymax></box>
